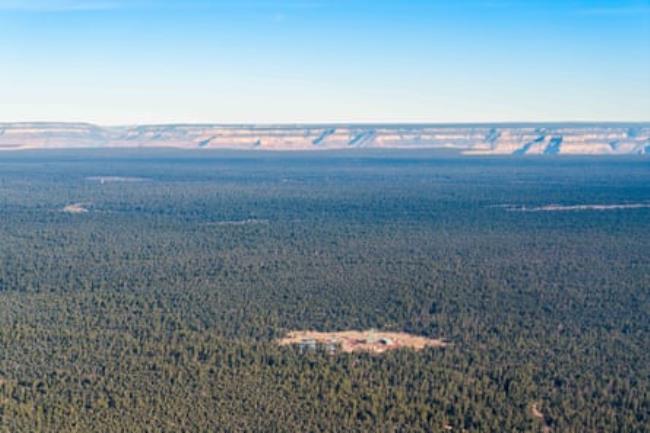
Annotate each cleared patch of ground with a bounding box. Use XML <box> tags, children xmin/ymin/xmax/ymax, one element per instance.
<box><xmin>86</xmin><ymin>176</ymin><xmax>149</xmax><ymax>183</ymax></box>
<box><xmin>499</xmin><ymin>203</ymin><xmax>650</xmax><ymax>212</ymax></box>
<box><xmin>205</xmin><ymin>219</ymin><xmax>269</xmax><ymax>226</ymax></box>
<box><xmin>62</xmin><ymin>203</ymin><xmax>89</xmax><ymax>214</ymax></box>
<box><xmin>278</xmin><ymin>330</ymin><xmax>447</xmax><ymax>354</ymax></box>
<box><xmin>531</xmin><ymin>402</ymin><xmax>552</xmax><ymax>432</ymax></box>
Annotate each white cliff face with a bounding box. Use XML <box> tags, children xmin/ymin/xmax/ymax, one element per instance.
<box><xmin>0</xmin><ymin>123</ymin><xmax>648</xmax><ymax>155</ymax></box>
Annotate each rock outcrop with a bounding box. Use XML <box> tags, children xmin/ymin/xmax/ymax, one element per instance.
<box><xmin>1</xmin><ymin>122</ymin><xmax>648</xmax><ymax>155</ymax></box>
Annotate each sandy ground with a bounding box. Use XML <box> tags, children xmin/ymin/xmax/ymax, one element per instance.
<box><xmin>62</xmin><ymin>203</ymin><xmax>89</xmax><ymax>213</ymax></box>
<box><xmin>206</xmin><ymin>219</ymin><xmax>269</xmax><ymax>227</ymax></box>
<box><xmin>531</xmin><ymin>402</ymin><xmax>552</xmax><ymax>432</ymax></box>
<box><xmin>278</xmin><ymin>330</ymin><xmax>447</xmax><ymax>354</ymax></box>
<box><xmin>502</xmin><ymin>203</ymin><xmax>650</xmax><ymax>212</ymax></box>
<box><xmin>86</xmin><ymin>176</ymin><xmax>148</xmax><ymax>183</ymax></box>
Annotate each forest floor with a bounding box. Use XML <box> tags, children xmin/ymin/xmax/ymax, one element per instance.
<box><xmin>278</xmin><ymin>330</ymin><xmax>447</xmax><ymax>354</ymax></box>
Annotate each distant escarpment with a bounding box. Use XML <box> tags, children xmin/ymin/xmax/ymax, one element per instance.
<box><xmin>1</xmin><ymin>122</ymin><xmax>648</xmax><ymax>155</ymax></box>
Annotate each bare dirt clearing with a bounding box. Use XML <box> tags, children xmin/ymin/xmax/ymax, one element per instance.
<box><xmin>86</xmin><ymin>176</ymin><xmax>149</xmax><ymax>183</ymax></box>
<box><xmin>500</xmin><ymin>203</ymin><xmax>650</xmax><ymax>212</ymax></box>
<box><xmin>531</xmin><ymin>402</ymin><xmax>552</xmax><ymax>432</ymax></box>
<box><xmin>205</xmin><ymin>219</ymin><xmax>269</xmax><ymax>227</ymax></box>
<box><xmin>62</xmin><ymin>203</ymin><xmax>89</xmax><ymax>214</ymax></box>
<box><xmin>278</xmin><ymin>330</ymin><xmax>447</xmax><ymax>354</ymax></box>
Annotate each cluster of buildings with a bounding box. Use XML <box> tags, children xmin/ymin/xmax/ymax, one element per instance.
<box><xmin>296</xmin><ymin>331</ymin><xmax>395</xmax><ymax>355</ymax></box>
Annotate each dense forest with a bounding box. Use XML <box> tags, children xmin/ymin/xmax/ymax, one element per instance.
<box><xmin>0</xmin><ymin>150</ymin><xmax>648</xmax><ymax>432</ymax></box>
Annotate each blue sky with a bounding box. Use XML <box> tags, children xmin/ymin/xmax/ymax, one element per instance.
<box><xmin>0</xmin><ymin>0</ymin><xmax>648</xmax><ymax>124</ymax></box>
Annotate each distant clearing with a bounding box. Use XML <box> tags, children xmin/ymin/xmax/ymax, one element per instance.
<box><xmin>500</xmin><ymin>203</ymin><xmax>650</xmax><ymax>212</ymax></box>
<box><xmin>62</xmin><ymin>203</ymin><xmax>89</xmax><ymax>214</ymax></box>
<box><xmin>531</xmin><ymin>403</ymin><xmax>544</xmax><ymax>419</ymax></box>
<box><xmin>531</xmin><ymin>402</ymin><xmax>552</xmax><ymax>432</ymax></box>
<box><xmin>278</xmin><ymin>330</ymin><xmax>447</xmax><ymax>354</ymax></box>
<box><xmin>206</xmin><ymin>219</ymin><xmax>269</xmax><ymax>227</ymax></box>
<box><xmin>86</xmin><ymin>176</ymin><xmax>148</xmax><ymax>183</ymax></box>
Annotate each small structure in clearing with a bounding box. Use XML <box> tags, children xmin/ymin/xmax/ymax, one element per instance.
<box><xmin>62</xmin><ymin>203</ymin><xmax>89</xmax><ymax>214</ymax></box>
<box><xmin>278</xmin><ymin>330</ymin><xmax>447</xmax><ymax>354</ymax></box>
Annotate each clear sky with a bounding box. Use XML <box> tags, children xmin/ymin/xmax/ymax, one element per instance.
<box><xmin>1</xmin><ymin>0</ymin><xmax>649</xmax><ymax>124</ymax></box>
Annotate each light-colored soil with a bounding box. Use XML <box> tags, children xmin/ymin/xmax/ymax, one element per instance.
<box><xmin>531</xmin><ymin>403</ymin><xmax>544</xmax><ymax>419</ymax></box>
<box><xmin>62</xmin><ymin>203</ymin><xmax>88</xmax><ymax>214</ymax></box>
<box><xmin>502</xmin><ymin>203</ymin><xmax>650</xmax><ymax>212</ymax></box>
<box><xmin>206</xmin><ymin>219</ymin><xmax>269</xmax><ymax>226</ymax></box>
<box><xmin>278</xmin><ymin>330</ymin><xmax>447</xmax><ymax>354</ymax></box>
<box><xmin>531</xmin><ymin>402</ymin><xmax>552</xmax><ymax>432</ymax></box>
<box><xmin>86</xmin><ymin>176</ymin><xmax>148</xmax><ymax>183</ymax></box>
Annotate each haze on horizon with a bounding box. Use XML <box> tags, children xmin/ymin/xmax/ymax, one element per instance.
<box><xmin>1</xmin><ymin>0</ymin><xmax>649</xmax><ymax>125</ymax></box>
